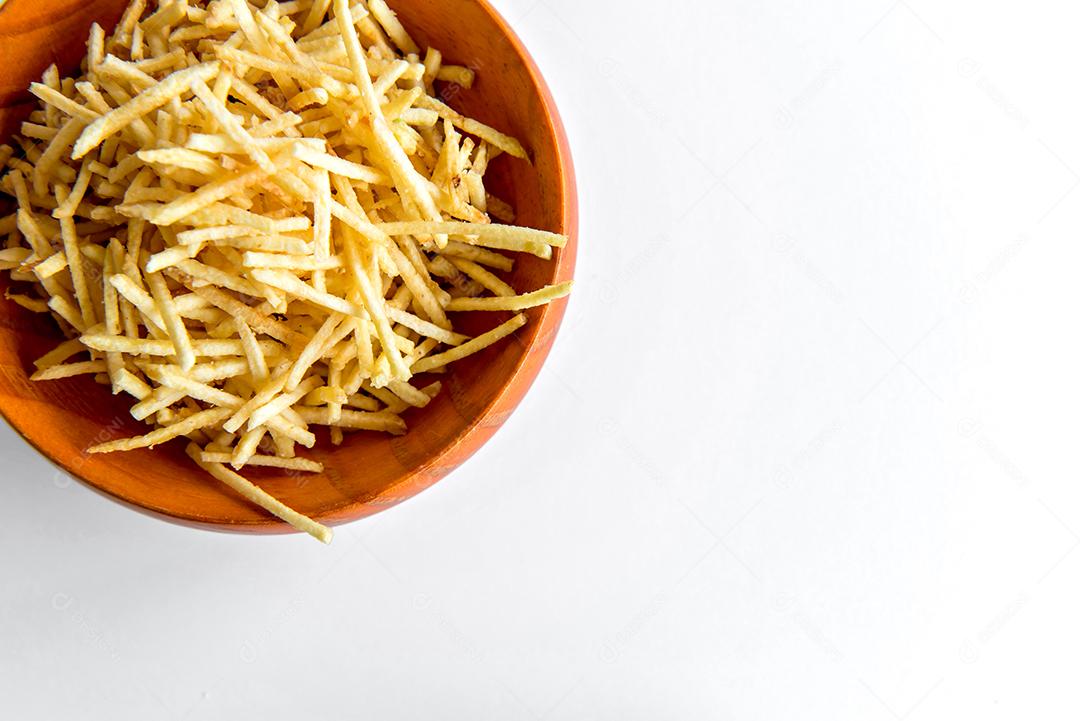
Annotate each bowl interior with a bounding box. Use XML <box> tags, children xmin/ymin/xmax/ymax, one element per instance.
<box><xmin>0</xmin><ymin>0</ymin><xmax>575</xmax><ymax>530</ymax></box>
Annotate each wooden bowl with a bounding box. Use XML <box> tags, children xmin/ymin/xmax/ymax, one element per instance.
<box><xmin>0</xmin><ymin>0</ymin><xmax>576</xmax><ymax>533</ymax></box>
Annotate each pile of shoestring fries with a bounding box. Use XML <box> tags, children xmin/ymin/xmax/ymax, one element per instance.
<box><xmin>0</xmin><ymin>0</ymin><xmax>572</xmax><ymax>542</ymax></box>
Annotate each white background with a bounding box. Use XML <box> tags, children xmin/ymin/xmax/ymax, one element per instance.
<box><xmin>5</xmin><ymin>0</ymin><xmax>1080</xmax><ymax>718</ymax></box>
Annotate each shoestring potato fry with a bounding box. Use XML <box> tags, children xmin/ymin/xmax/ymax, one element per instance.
<box><xmin>0</xmin><ymin>0</ymin><xmax>572</xmax><ymax>543</ymax></box>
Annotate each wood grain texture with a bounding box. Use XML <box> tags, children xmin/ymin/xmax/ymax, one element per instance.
<box><xmin>0</xmin><ymin>0</ymin><xmax>577</xmax><ymax>534</ymax></box>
